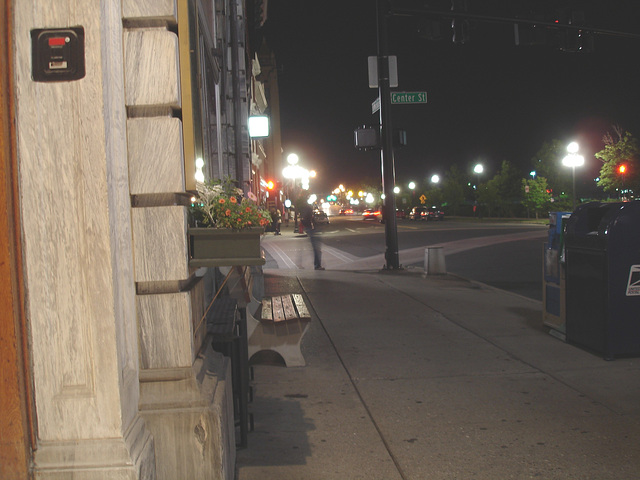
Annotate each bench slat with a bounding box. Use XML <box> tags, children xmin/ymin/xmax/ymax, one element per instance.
<box><xmin>291</xmin><ymin>294</ymin><xmax>310</xmax><ymax>319</ymax></box>
<box><xmin>271</xmin><ymin>295</ymin><xmax>286</xmax><ymax>322</ymax></box>
<box><xmin>261</xmin><ymin>298</ymin><xmax>273</xmax><ymax>322</ymax></box>
<box><xmin>282</xmin><ymin>295</ymin><xmax>298</xmax><ymax>321</ymax></box>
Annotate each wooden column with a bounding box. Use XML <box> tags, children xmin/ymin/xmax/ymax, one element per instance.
<box><xmin>0</xmin><ymin>0</ymin><xmax>33</xmax><ymax>478</ymax></box>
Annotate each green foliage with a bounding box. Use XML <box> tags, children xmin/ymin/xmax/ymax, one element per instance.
<box><xmin>595</xmin><ymin>129</ymin><xmax>640</xmax><ymax>196</ymax></box>
<box><xmin>530</xmin><ymin>140</ymin><xmax>571</xmax><ymax>197</ymax></box>
<box><xmin>476</xmin><ymin>181</ymin><xmax>500</xmax><ymax>217</ymax></box>
<box><xmin>441</xmin><ymin>165</ymin><xmax>466</xmax><ymax>215</ymax></box>
<box><xmin>477</xmin><ymin>160</ymin><xmax>523</xmax><ymax>217</ymax></box>
<box><xmin>521</xmin><ymin>177</ymin><xmax>552</xmax><ymax>219</ymax></box>
<box><xmin>423</xmin><ymin>186</ymin><xmax>444</xmax><ymax>207</ymax></box>
<box><xmin>194</xmin><ymin>177</ymin><xmax>271</xmax><ymax>229</ymax></box>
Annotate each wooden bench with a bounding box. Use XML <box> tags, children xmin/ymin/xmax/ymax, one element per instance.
<box><xmin>246</xmin><ymin>294</ymin><xmax>312</xmax><ymax>367</ymax></box>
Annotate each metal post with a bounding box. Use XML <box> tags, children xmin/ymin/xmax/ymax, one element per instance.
<box><xmin>572</xmin><ymin>166</ymin><xmax>576</xmax><ymax>211</ymax></box>
<box><xmin>376</xmin><ymin>0</ymin><xmax>400</xmax><ymax>270</ymax></box>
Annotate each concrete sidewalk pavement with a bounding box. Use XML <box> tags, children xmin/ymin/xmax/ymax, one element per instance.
<box><xmin>236</xmin><ymin>268</ymin><xmax>640</xmax><ymax>480</ymax></box>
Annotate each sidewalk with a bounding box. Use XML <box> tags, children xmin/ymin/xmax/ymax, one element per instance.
<box><xmin>236</xmin><ymin>268</ymin><xmax>640</xmax><ymax>480</ymax></box>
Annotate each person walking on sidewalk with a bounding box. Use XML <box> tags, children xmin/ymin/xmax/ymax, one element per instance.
<box><xmin>300</xmin><ymin>204</ymin><xmax>324</xmax><ymax>270</ymax></box>
<box><xmin>270</xmin><ymin>207</ymin><xmax>282</xmax><ymax>235</ymax></box>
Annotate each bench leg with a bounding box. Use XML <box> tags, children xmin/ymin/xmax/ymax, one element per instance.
<box><xmin>246</xmin><ymin>309</ymin><xmax>310</xmax><ymax>367</ymax></box>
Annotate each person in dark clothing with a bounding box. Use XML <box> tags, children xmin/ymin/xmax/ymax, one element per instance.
<box><xmin>271</xmin><ymin>207</ymin><xmax>282</xmax><ymax>235</ymax></box>
<box><xmin>300</xmin><ymin>204</ymin><xmax>324</xmax><ymax>270</ymax></box>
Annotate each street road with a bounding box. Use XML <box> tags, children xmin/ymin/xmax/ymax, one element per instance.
<box><xmin>261</xmin><ymin>215</ymin><xmax>548</xmax><ymax>301</ymax></box>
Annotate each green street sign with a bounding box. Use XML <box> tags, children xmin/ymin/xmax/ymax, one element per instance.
<box><xmin>391</xmin><ymin>92</ymin><xmax>427</xmax><ymax>104</ymax></box>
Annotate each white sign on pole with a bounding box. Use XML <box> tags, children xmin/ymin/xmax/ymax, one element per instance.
<box><xmin>372</xmin><ymin>97</ymin><xmax>380</xmax><ymax>114</ymax></box>
<box><xmin>368</xmin><ymin>56</ymin><xmax>398</xmax><ymax>88</ymax></box>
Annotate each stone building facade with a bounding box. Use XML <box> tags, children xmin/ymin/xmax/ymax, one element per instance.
<box><xmin>1</xmin><ymin>0</ymin><xmax>278</xmax><ymax>478</ymax></box>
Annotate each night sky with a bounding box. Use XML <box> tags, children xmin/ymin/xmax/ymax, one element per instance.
<box><xmin>263</xmin><ymin>1</ymin><xmax>640</xmax><ymax>193</ymax></box>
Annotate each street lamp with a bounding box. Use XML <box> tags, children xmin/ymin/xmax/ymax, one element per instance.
<box><xmin>283</xmin><ymin>153</ymin><xmax>312</xmax><ymax>195</ymax></box>
<box><xmin>562</xmin><ymin>142</ymin><xmax>584</xmax><ymax>211</ymax></box>
<box><xmin>473</xmin><ymin>164</ymin><xmax>483</xmax><ymax>188</ymax></box>
<box><xmin>408</xmin><ymin>181</ymin><xmax>416</xmax><ymax>190</ymax></box>
<box><xmin>430</xmin><ymin>174</ymin><xmax>440</xmax><ymax>184</ymax></box>
<box><xmin>473</xmin><ymin>164</ymin><xmax>483</xmax><ymax>216</ymax></box>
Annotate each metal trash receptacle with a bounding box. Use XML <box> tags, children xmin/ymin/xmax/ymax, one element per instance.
<box><xmin>564</xmin><ymin>201</ymin><xmax>640</xmax><ymax>358</ymax></box>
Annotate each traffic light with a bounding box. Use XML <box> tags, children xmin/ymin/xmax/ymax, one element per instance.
<box><xmin>556</xmin><ymin>10</ymin><xmax>594</xmax><ymax>53</ymax></box>
<box><xmin>514</xmin><ymin>13</ymin><xmax>549</xmax><ymax>47</ymax></box>
<box><xmin>515</xmin><ymin>9</ymin><xmax>594</xmax><ymax>52</ymax></box>
<box><xmin>451</xmin><ymin>0</ymin><xmax>469</xmax><ymax>44</ymax></box>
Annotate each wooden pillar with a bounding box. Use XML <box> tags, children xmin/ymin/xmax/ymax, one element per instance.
<box><xmin>0</xmin><ymin>0</ymin><xmax>33</xmax><ymax>478</ymax></box>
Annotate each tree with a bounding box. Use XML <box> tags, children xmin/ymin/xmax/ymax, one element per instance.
<box><xmin>531</xmin><ymin>140</ymin><xmax>571</xmax><ymax>199</ymax></box>
<box><xmin>423</xmin><ymin>186</ymin><xmax>444</xmax><ymax>208</ymax></box>
<box><xmin>477</xmin><ymin>160</ymin><xmax>523</xmax><ymax>217</ymax></box>
<box><xmin>441</xmin><ymin>165</ymin><xmax>466</xmax><ymax>215</ymax></box>
<box><xmin>595</xmin><ymin>127</ymin><xmax>640</xmax><ymax>197</ymax></box>
<box><xmin>477</xmin><ymin>180</ymin><xmax>500</xmax><ymax>217</ymax></box>
<box><xmin>522</xmin><ymin>176</ymin><xmax>552</xmax><ymax>219</ymax></box>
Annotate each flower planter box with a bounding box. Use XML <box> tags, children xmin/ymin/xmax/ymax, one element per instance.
<box><xmin>188</xmin><ymin>227</ymin><xmax>265</xmax><ymax>267</ymax></box>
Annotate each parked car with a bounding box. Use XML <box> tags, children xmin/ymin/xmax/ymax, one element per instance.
<box><xmin>362</xmin><ymin>208</ymin><xmax>381</xmax><ymax>220</ymax></box>
<box><xmin>313</xmin><ymin>210</ymin><xmax>330</xmax><ymax>225</ymax></box>
<box><xmin>409</xmin><ymin>206</ymin><xmax>428</xmax><ymax>221</ymax></box>
<box><xmin>396</xmin><ymin>208</ymin><xmax>406</xmax><ymax>219</ymax></box>
<box><xmin>427</xmin><ymin>206</ymin><xmax>444</xmax><ymax>221</ymax></box>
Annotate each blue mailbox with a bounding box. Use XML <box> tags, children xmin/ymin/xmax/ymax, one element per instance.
<box><xmin>564</xmin><ymin>201</ymin><xmax>640</xmax><ymax>358</ymax></box>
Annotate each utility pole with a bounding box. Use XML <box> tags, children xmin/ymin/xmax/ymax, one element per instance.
<box><xmin>376</xmin><ymin>0</ymin><xmax>401</xmax><ymax>270</ymax></box>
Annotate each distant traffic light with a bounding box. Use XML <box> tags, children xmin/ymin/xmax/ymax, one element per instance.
<box><xmin>514</xmin><ymin>9</ymin><xmax>594</xmax><ymax>52</ymax></box>
<box><xmin>451</xmin><ymin>0</ymin><xmax>469</xmax><ymax>44</ymax></box>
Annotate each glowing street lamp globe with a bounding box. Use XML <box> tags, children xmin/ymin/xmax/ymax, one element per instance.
<box><xmin>562</xmin><ymin>154</ymin><xmax>584</xmax><ymax>168</ymax></box>
<box><xmin>567</xmin><ymin>141</ymin><xmax>579</xmax><ymax>154</ymax></box>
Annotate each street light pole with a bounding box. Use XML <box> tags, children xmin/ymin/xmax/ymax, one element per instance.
<box><xmin>562</xmin><ymin>142</ymin><xmax>584</xmax><ymax>212</ymax></box>
<box><xmin>571</xmin><ymin>165</ymin><xmax>577</xmax><ymax>210</ymax></box>
<box><xmin>376</xmin><ymin>0</ymin><xmax>400</xmax><ymax>270</ymax></box>
<box><xmin>473</xmin><ymin>163</ymin><xmax>483</xmax><ymax>216</ymax></box>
